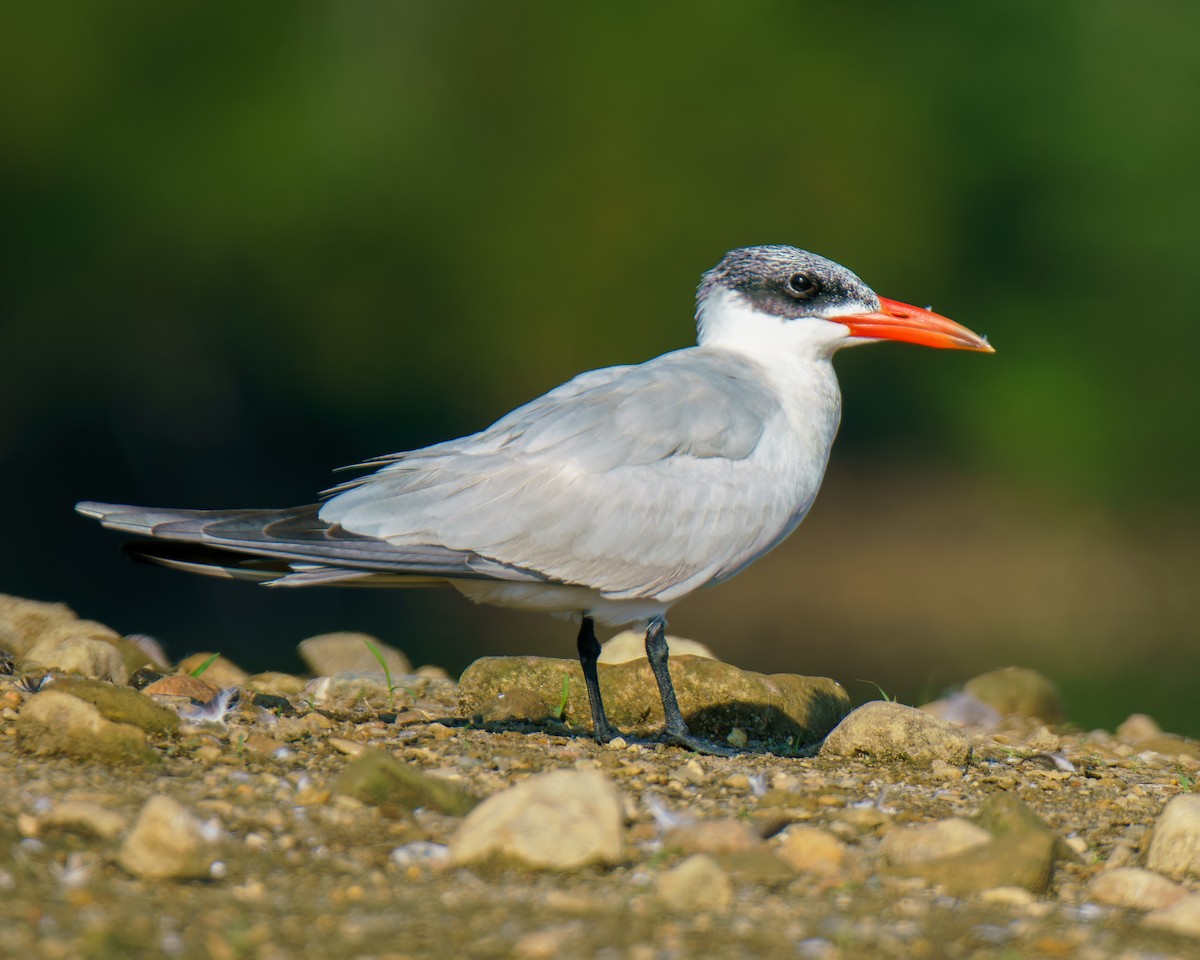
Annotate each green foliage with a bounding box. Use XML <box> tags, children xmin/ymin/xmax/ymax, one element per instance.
<box><xmin>362</xmin><ymin>638</ymin><xmax>396</xmax><ymax>711</ymax></box>
<box><xmin>189</xmin><ymin>653</ymin><xmax>221</xmax><ymax>679</ymax></box>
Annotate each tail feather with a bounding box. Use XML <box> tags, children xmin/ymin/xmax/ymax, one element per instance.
<box><xmin>77</xmin><ymin>500</ymin><xmax>549</xmax><ymax>587</ymax></box>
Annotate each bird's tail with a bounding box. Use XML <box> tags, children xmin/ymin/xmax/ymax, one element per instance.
<box><xmin>75</xmin><ymin>501</ymin><xmax>541</xmax><ymax>588</ymax></box>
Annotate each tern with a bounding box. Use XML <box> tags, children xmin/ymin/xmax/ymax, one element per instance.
<box><xmin>78</xmin><ymin>245</ymin><xmax>993</xmax><ymax>754</ymax></box>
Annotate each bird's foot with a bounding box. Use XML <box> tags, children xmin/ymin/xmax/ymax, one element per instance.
<box><xmin>661</xmin><ymin>727</ymin><xmax>740</xmax><ymax>757</ymax></box>
<box><xmin>590</xmin><ymin>719</ymin><xmax>626</xmax><ymax>745</ymax></box>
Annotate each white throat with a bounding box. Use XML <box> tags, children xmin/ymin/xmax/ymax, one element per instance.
<box><xmin>696</xmin><ymin>287</ymin><xmax>854</xmax><ymax>362</ymax></box>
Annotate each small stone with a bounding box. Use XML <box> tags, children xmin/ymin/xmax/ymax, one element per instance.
<box><xmin>39</xmin><ymin>801</ymin><xmax>128</xmax><ymax>840</ymax></box>
<box><xmin>334</xmin><ymin>747</ymin><xmax>477</xmax><ymax>815</ymax></box>
<box><xmin>775</xmin><ymin>825</ymin><xmax>848</xmax><ymax>875</ymax></box>
<box><xmin>664</xmin><ymin>819</ymin><xmax>763</xmax><ymax>856</ymax></box>
<box><xmin>655</xmin><ymin>854</ymin><xmax>732</xmax><ymax>912</ymax></box>
<box><xmin>672</xmin><ymin>758</ymin><xmax>706</xmax><ymax>785</ymax></box>
<box><xmin>451</xmin><ymin>770</ymin><xmax>623</xmax><ymax>869</ymax></box>
<box><xmin>930</xmin><ymin>758</ymin><xmax>964</xmax><ymax>779</ymax></box>
<box><xmin>142</xmin><ymin>675</ymin><xmax>221</xmax><ymax>701</ymax></box>
<box><xmin>0</xmin><ymin>594</ymin><xmax>81</xmax><ymax>656</ymax></box>
<box><xmin>880</xmin><ymin>819</ymin><xmax>992</xmax><ymax>866</ymax></box>
<box><xmin>979</xmin><ymin>886</ymin><xmax>1036</xmax><ymax>905</ymax></box>
<box><xmin>175</xmin><ymin>653</ymin><xmax>248</xmax><ymax>688</ymax></box>
<box><xmin>1116</xmin><ymin>713</ymin><xmax>1162</xmax><ymax>743</ymax></box>
<box><xmin>17</xmin><ymin>690</ymin><xmax>158</xmax><ymax>765</ymax></box>
<box><xmin>1088</xmin><ymin>867</ymin><xmax>1187</xmax><ymax>910</ymax></box>
<box><xmin>298</xmin><ymin>632</ymin><xmax>412</xmax><ymax>677</ymax></box>
<box><xmin>962</xmin><ymin>667</ymin><xmax>1063</xmax><ymax>722</ymax></box>
<box><xmin>1146</xmin><ymin>795</ymin><xmax>1200</xmax><ymax>881</ymax></box>
<box><xmin>243</xmin><ymin>672</ymin><xmax>307</xmax><ymax>697</ymax></box>
<box><xmin>23</xmin><ymin>630</ymin><xmax>127</xmax><ymax>684</ymax></box>
<box><xmin>306</xmin><ymin>671</ymin><xmax>395</xmax><ymax>704</ymax></box>
<box><xmin>921</xmin><ymin>691</ymin><xmax>1002</xmax><ymax>729</ymax></box>
<box><xmin>820</xmin><ymin>701</ymin><xmax>971</xmax><ymax>766</ymax></box>
<box><xmin>241</xmin><ymin>734</ymin><xmax>286</xmax><ymax>757</ymax></box>
<box><xmin>52</xmin><ymin>678</ymin><xmax>180</xmax><ymax>735</ymax></box>
<box><xmin>598</xmin><ymin>630</ymin><xmax>718</xmax><ymax>664</ymax></box>
<box><xmin>1145</xmin><ymin>893</ymin><xmax>1200</xmax><ymax>937</ymax></box>
<box><xmin>117</xmin><ymin>795</ymin><xmax>220</xmax><ymax>880</ymax></box>
<box><xmin>726</xmin><ymin>727</ymin><xmax>748</xmax><ymax>749</ymax></box>
<box><xmin>884</xmin><ymin>796</ymin><xmax>1060</xmax><ymax>896</ymax></box>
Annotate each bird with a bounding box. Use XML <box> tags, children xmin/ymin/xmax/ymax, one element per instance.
<box><xmin>77</xmin><ymin>245</ymin><xmax>993</xmax><ymax>754</ymax></box>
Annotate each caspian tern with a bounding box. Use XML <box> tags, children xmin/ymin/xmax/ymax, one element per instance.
<box><xmin>78</xmin><ymin>245</ymin><xmax>993</xmax><ymax>754</ymax></box>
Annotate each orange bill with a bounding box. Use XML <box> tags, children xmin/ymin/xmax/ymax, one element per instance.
<box><xmin>837</xmin><ymin>297</ymin><xmax>994</xmax><ymax>352</ymax></box>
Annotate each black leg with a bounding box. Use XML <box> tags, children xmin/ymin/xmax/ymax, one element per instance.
<box><xmin>644</xmin><ymin>615</ymin><xmax>737</xmax><ymax>756</ymax></box>
<box><xmin>576</xmin><ymin>616</ymin><xmax>622</xmax><ymax>743</ymax></box>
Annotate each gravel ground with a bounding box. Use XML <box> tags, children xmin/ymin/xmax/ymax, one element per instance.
<box><xmin>3</xmin><ymin>603</ymin><xmax>1200</xmax><ymax>959</ymax></box>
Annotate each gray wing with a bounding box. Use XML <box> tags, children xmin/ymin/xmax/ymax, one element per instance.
<box><xmin>322</xmin><ymin>348</ymin><xmax>795</xmax><ymax>600</ymax></box>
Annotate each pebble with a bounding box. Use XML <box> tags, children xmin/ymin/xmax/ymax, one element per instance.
<box><xmin>175</xmin><ymin>653</ymin><xmax>248</xmax><ymax>688</ymax></box>
<box><xmin>142</xmin><ymin>674</ymin><xmax>221</xmax><ymax>700</ymax></box>
<box><xmin>654</xmin><ymin>854</ymin><xmax>732</xmax><ymax>912</ymax></box>
<box><xmin>243</xmin><ymin>672</ymin><xmax>308</xmax><ymax>696</ymax></box>
<box><xmin>0</xmin><ymin>593</ymin><xmax>82</xmax><ymax>655</ymax></box>
<box><xmin>597</xmin><ymin>630</ymin><xmax>717</xmax><ymax>664</ymax></box>
<box><xmin>1146</xmin><ymin>794</ymin><xmax>1200</xmax><ymax>880</ymax></box>
<box><xmin>1087</xmin><ymin>867</ymin><xmax>1187</xmax><ymax>910</ymax></box>
<box><xmin>451</xmin><ymin>770</ymin><xmax>623</xmax><ymax>869</ymax></box>
<box><xmin>1144</xmin><ymin>893</ymin><xmax>1200</xmax><ymax>937</ymax></box>
<box><xmin>820</xmin><ymin>701</ymin><xmax>972</xmax><ymax>766</ymax></box>
<box><xmin>117</xmin><ymin>795</ymin><xmax>221</xmax><ymax>880</ymax></box>
<box><xmin>23</xmin><ymin>631</ymin><xmax>127</xmax><ymax>684</ymax></box>
<box><xmin>52</xmin><ymin>677</ymin><xmax>180</xmax><ymax>734</ymax></box>
<box><xmin>306</xmin><ymin>671</ymin><xmax>395</xmax><ymax>704</ymax></box>
<box><xmin>663</xmin><ymin>818</ymin><xmax>764</xmax><ymax>856</ymax></box>
<box><xmin>38</xmin><ymin>800</ymin><xmax>129</xmax><ymax>840</ymax></box>
<box><xmin>334</xmin><ymin>746</ymin><xmax>477</xmax><ymax>815</ymax></box>
<box><xmin>774</xmin><ymin>825</ymin><xmax>848</xmax><ymax>875</ymax></box>
<box><xmin>1116</xmin><ymin>713</ymin><xmax>1162</xmax><ymax>743</ymax></box>
<box><xmin>962</xmin><ymin>666</ymin><xmax>1064</xmax><ymax>722</ymax></box>
<box><xmin>298</xmin><ymin>631</ymin><xmax>413</xmax><ymax>677</ymax></box>
<box><xmin>880</xmin><ymin>818</ymin><xmax>992</xmax><ymax>866</ymax></box>
<box><xmin>17</xmin><ymin>689</ymin><xmax>158</xmax><ymax>765</ymax></box>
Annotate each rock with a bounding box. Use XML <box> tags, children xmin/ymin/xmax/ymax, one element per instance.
<box><xmin>451</xmin><ymin>770</ymin><xmax>623</xmax><ymax>869</ymax></box>
<box><xmin>243</xmin><ymin>672</ymin><xmax>307</xmax><ymax>697</ymax></box>
<box><xmin>598</xmin><ymin>630</ymin><xmax>717</xmax><ymax>664</ymax></box>
<box><xmin>880</xmin><ymin>818</ymin><xmax>991</xmax><ymax>866</ymax></box>
<box><xmin>819</xmin><ymin>701</ymin><xmax>971</xmax><ymax>766</ymax></box>
<box><xmin>459</xmin><ymin>656</ymin><xmax>850</xmax><ymax>746</ymax></box>
<box><xmin>774</xmin><ymin>825</ymin><xmax>848</xmax><ymax>875</ymax></box>
<box><xmin>475</xmin><ymin>687</ymin><xmax>554</xmax><ymax>724</ymax></box>
<box><xmin>117</xmin><ymin>795</ymin><xmax>220</xmax><ymax>880</ymax></box>
<box><xmin>1087</xmin><ymin>867</ymin><xmax>1187</xmax><ymax>910</ymax></box>
<box><xmin>175</xmin><ymin>653</ymin><xmax>248</xmax><ymax>688</ymax></box>
<box><xmin>1146</xmin><ymin>795</ymin><xmax>1200</xmax><ymax>881</ymax></box>
<box><xmin>23</xmin><ymin>627</ymin><xmax>128</xmax><ymax>684</ymax></box>
<box><xmin>334</xmin><ymin>747</ymin><xmax>477</xmax><ymax>815</ymax></box>
<box><xmin>962</xmin><ymin>667</ymin><xmax>1063</xmax><ymax>722</ymax></box>
<box><xmin>0</xmin><ymin>594</ymin><xmax>81</xmax><ymax>656</ymax></box>
<box><xmin>39</xmin><ymin>801</ymin><xmax>129</xmax><ymax>840</ymax></box>
<box><xmin>1144</xmin><ymin>894</ymin><xmax>1200</xmax><ymax>937</ymax></box>
<box><xmin>883</xmin><ymin>795</ymin><xmax>1060</xmax><ymax>895</ymax></box>
<box><xmin>298</xmin><ymin>632</ymin><xmax>412</xmax><ymax>677</ymax></box>
<box><xmin>142</xmin><ymin>675</ymin><xmax>221</xmax><ymax>701</ymax></box>
<box><xmin>104</xmin><ymin>634</ymin><xmax>170</xmax><ymax>677</ymax></box>
<box><xmin>52</xmin><ymin>678</ymin><xmax>180</xmax><ymax>734</ymax></box>
<box><xmin>655</xmin><ymin>854</ymin><xmax>732</xmax><ymax>912</ymax></box>
<box><xmin>920</xmin><ymin>691</ymin><xmax>1002</xmax><ymax>729</ymax></box>
<box><xmin>306</xmin><ymin>671</ymin><xmax>396</xmax><ymax>704</ymax></box>
<box><xmin>1135</xmin><ymin>735</ymin><xmax>1200</xmax><ymax>761</ymax></box>
<box><xmin>663</xmin><ymin>819</ymin><xmax>764</xmax><ymax>856</ymax></box>
<box><xmin>17</xmin><ymin>689</ymin><xmax>159</xmax><ymax>765</ymax></box>
<box><xmin>1116</xmin><ymin>713</ymin><xmax>1162</xmax><ymax>743</ymax></box>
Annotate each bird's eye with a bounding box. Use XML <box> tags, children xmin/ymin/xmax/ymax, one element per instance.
<box><xmin>787</xmin><ymin>273</ymin><xmax>819</xmax><ymax>300</ymax></box>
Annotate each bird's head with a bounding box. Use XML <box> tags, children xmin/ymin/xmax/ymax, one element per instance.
<box><xmin>696</xmin><ymin>245</ymin><xmax>993</xmax><ymax>358</ymax></box>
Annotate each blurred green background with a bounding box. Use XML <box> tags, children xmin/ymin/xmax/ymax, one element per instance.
<box><xmin>2</xmin><ymin>2</ymin><xmax>1197</xmax><ymax>735</ymax></box>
